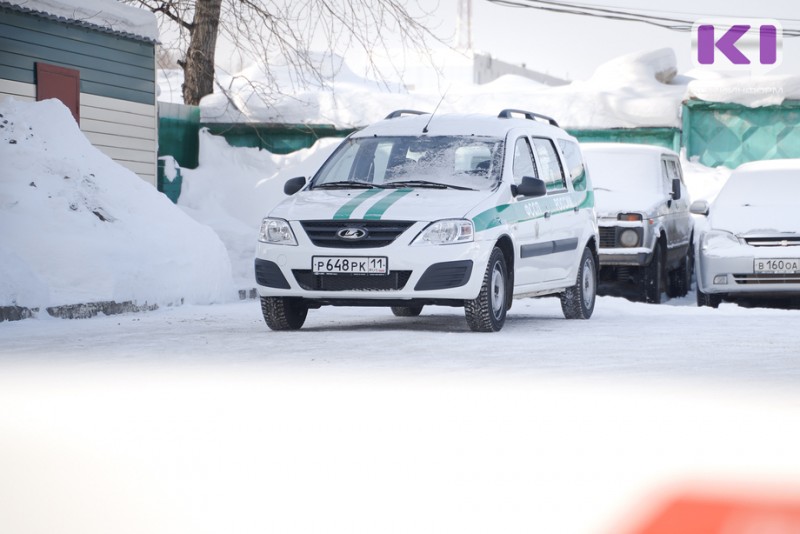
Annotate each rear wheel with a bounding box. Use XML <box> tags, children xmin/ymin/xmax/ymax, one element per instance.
<box><xmin>642</xmin><ymin>241</ymin><xmax>664</xmax><ymax>304</ymax></box>
<box><xmin>391</xmin><ymin>305</ymin><xmax>423</xmax><ymax>317</ymax></box>
<box><xmin>465</xmin><ymin>247</ymin><xmax>508</xmax><ymax>332</ymax></box>
<box><xmin>261</xmin><ymin>296</ymin><xmax>308</xmax><ymax>330</ymax></box>
<box><xmin>561</xmin><ymin>247</ymin><xmax>597</xmax><ymax>320</ymax></box>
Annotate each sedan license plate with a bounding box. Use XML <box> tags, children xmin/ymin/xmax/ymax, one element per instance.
<box><xmin>754</xmin><ymin>258</ymin><xmax>800</xmax><ymax>274</ymax></box>
<box><xmin>312</xmin><ymin>256</ymin><xmax>388</xmax><ymax>275</ymax></box>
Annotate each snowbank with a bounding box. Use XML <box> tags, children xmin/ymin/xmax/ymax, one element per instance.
<box><xmin>4</xmin><ymin>0</ymin><xmax>158</xmax><ymax>42</ymax></box>
<box><xmin>0</xmin><ymin>98</ymin><xmax>233</xmax><ymax>309</ymax></box>
<box><xmin>177</xmin><ymin>129</ymin><xmax>341</xmax><ymax>288</ymax></box>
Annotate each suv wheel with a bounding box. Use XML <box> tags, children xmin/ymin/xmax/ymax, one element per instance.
<box><xmin>261</xmin><ymin>296</ymin><xmax>308</xmax><ymax>330</ymax></box>
<box><xmin>391</xmin><ymin>305</ymin><xmax>423</xmax><ymax>317</ymax></box>
<box><xmin>465</xmin><ymin>247</ymin><xmax>508</xmax><ymax>332</ymax></box>
<box><xmin>667</xmin><ymin>240</ymin><xmax>693</xmax><ymax>298</ymax></box>
<box><xmin>561</xmin><ymin>247</ymin><xmax>597</xmax><ymax>319</ymax></box>
<box><xmin>642</xmin><ymin>241</ymin><xmax>664</xmax><ymax>304</ymax></box>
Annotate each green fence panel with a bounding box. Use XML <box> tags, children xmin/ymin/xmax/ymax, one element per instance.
<box><xmin>682</xmin><ymin>99</ymin><xmax>800</xmax><ymax>168</ymax></box>
<box><xmin>568</xmin><ymin>127</ymin><xmax>682</xmax><ymax>153</ymax></box>
<box><xmin>201</xmin><ymin>122</ymin><xmax>354</xmax><ymax>154</ymax></box>
<box><xmin>158</xmin><ymin>102</ymin><xmax>201</xmax><ymax>169</ymax></box>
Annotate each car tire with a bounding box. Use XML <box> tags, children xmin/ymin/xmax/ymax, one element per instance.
<box><xmin>465</xmin><ymin>247</ymin><xmax>508</xmax><ymax>332</ymax></box>
<box><xmin>391</xmin><ymin>305</ymin><xmax>423</xmax><ymax>317</ymax></box>
<box><xmin>642</xmin><ymin>240</ymin><xmax>664</xmax><ymax>304</ymax></box>
<box><xmin>560</xmin><ymin>247</ymin><xmax>597</xmax><ymax>320</ymax></box>
<box><xmin>696</xmin><ymin>288</ymin><xmax>722</xmax><ymax>308</ymax></box>
<box><xmin>261</xmin><ymin>296</ymin><xmax>308</xmax><ymax>330</ymax></box>
<box><xmin>667</xmin><ymin>240</ymin><xmax>693</xmax><ymax>298</ymax></box>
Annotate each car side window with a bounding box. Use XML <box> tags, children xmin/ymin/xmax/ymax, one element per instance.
<box><xmin>532</xmin><ymin>138</ymin><xmax>567</xmax><ymax>192</ymax></box>
<box><xmin>513</xmin><ymin>137</ymin><xmax>537</xmax><ymax>185</ymax></box>
<box><xmin>661</xmin><ymin>159</ymin><xmax>675</xmax><ymax>195</ymax></box>
<box><xmin>664</xmin><ymin>158</ymin><xmax>682</xmax><ymax>182</ymax></box>
<box><xmin>557</xmin><ymin>139</ymin><xmax>587</xmax><ymax>191</ymax></box>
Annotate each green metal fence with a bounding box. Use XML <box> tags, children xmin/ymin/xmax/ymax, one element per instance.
<box><xmin>682</xmin><ymin>99</ymin><xmax>800</xmax><ymax>168</ymax></box>
<box><xmin>155</xmin><ymin>100</ymin><xmax>800</xmax><ymax>203</ymax></box>
<box><xmin>568</xmin><ymin>127</ymin><xmax>682</xmax><ymax>153</ymax></box>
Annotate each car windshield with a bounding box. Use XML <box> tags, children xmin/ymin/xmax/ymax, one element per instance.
<box><xmin>714</xmin><ymin>170</ymin><xmax>800</xmax><ymax>211</ymax></box>
<box><xmin>311</xmin><ymin>135</ymin><xmax>504</xmax><ymax>191</ymax></box>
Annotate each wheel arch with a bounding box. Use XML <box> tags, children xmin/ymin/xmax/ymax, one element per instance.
<box><xmin>494</xmin><ymin>234</ymin><xmax>515</xmax><ymax>308</ymax></box>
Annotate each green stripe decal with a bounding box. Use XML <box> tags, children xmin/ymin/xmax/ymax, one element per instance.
<box><xmin>332</xmin><ymin>189</ymin><xmax>383</xmax><ymax>220</ymax></box>
<box><xmin>363</xmin><ymin>189</ymin><xmax>414</xmax><ymax>220</ymax></box>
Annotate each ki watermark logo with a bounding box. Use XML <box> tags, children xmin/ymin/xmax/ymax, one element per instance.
<box><xmin>692</xmin><ymin>18</ymin><xmax>783</xmax><ymax>74</ymax></box>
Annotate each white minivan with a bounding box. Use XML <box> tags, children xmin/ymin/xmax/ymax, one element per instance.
<box><xmin>255</xmin><ymin>110</ymin><xmax>599</xmax><ymax>332</ymax></box>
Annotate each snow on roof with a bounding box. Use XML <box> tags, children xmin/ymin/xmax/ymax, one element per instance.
<box><xmin>175</xmin><ymin>47</ymin><xmax>800</xmax><ymax>131</ymax></box>
<box><xmin>3</xmin><ymin>0</ymin><xmax>158</xmax><ymax>42</ymax></box>
<box><xmin>580</xmin><ymin>142</ymin><xmax>677</xmax><ymax>157</ymax></box>
<box><xmin>734</xmin><ymin>158</ymin><xmax>800</xmax><ymax>173</ymax></box>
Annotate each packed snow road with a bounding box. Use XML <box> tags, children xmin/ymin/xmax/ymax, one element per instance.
<box><xmin>2</xmin><ymin>296</ymin><xmax>800</xmax><ymax>534</ymax></box>
<box><xmin>2</xmin><ymin>295</ymin><xmax>799</xmax><ymax>383</ymax></box>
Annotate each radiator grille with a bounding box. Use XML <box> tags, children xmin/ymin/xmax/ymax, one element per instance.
<box><xmin>744</xmin><ymin>236</ymin><xmax>800</xmax><ymax>247</ymax></box>
<box><xmin>300</xmin><ymin>220</ymin><xmax>414</xmax><ymax>248</ymax></box>
<box><xmin>599</xmin><ymin>227</ymin><xmax>616</xmax><ymax>248</ymax></box>
<box><xmin>734</xmin><ymin>273</ymin><xmax>800</xmax><ymax>285</ymax></box>
<box><xmin>292</xmin><ymin>270</ymin><xmax>412</xmax><ymax>291</ymax></box>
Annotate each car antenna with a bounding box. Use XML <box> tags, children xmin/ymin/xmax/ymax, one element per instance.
<box><xmin>423</xmin><ymin>86</ymin><xmax>449</xmax><ymax>133</ymax></box>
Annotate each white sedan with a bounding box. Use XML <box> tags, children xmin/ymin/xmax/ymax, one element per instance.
<box><xmin>691</xmin><ymin>159</ymin><xmax>800</xmax><ymax>308</ymax></box>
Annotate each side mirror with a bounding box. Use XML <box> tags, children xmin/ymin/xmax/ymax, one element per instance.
<box><xmin>690</xmin><ymin>199</ymin><xmax>709</xmax><ymax>216</ymax></box>
<box><xmin>284</xmin><ymin>176</ymin><xmax>306</xmax><ymax>196</ymax></box>
<box><xmin>671</xmin><ymin>178</ymin><xmax>682</xmax><ymax>201</ymax></box>
<box><xmin>513</xmin><ymin>176</ymin><xmax>547</xmax><ymax>198</ymax></box>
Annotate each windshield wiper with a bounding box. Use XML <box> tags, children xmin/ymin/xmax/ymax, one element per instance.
<box><xmin>385</xmin><ymin>180</ymin><xmax>476</xmax><ymax>191</ymax></box>
<box><xmin>312</xmin><ymin>181</ymin><xmax>385</xmax><ymax>190</ymax></box>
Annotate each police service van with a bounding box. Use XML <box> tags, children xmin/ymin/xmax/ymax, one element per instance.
<box><xmin>255</xmin><ymin>109</ymin><xmax>599</xmax><ymax>332</ymax></box>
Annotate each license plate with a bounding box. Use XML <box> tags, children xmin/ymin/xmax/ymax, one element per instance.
<box><xmin>312</xmin><ymin>256</ymin><xmax>388</xmax><ymax>274</ymax></box>
<box><xmin>754</xmin><ymin>258</ymin><xmax>800</xmax><ymax>274</ymax></box>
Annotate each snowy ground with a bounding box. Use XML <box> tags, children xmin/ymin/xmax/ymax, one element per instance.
<box><xmin>2</xmin><ymin>295</ymin><xmax>800</xmax><ymax>534</ymax></box>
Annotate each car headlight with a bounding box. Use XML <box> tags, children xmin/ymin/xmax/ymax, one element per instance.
<box><xmin>701</xmin><ymin>230</ymin><xmax>739</xmax><ymax>252</ymax></box>
<box><xmin>259</xmin><ymin>218</ymin><xmax>297</xmax><ymax>245</ymax></box>
<box><xmin>412</xmin><ymin>219</ymin><xmax>474</xmax><ymax>245</ymax></box>
<box><xmin>618</xmin><ymin>228</ymin><xmax>640</xmax><ymax>247</ymax></box>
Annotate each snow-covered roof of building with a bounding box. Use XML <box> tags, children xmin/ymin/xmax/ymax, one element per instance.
<box><xmin>2</xmin><ymin>0</ymin><xmax>158</xmax><ymax>43</ymax></box>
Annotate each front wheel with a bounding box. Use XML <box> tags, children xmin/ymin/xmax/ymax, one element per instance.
<box><xmin>465</xmin><ymin>247</ymin><xmax>508</xmax><ymax>332</ymax></box>
<box><xmin>561</xmin><ymin>247</ymin><xmax>597</xmax><ymax>320</ymax></box>
<box><xmin>261</xmin><ymin>296</ymin><xmax>308</xmax><ymax>330</ymax></box>
<box><xmin>696</xmin><ymin>288</ymin><xmax>722</xmax><ymax>308</ymax></box>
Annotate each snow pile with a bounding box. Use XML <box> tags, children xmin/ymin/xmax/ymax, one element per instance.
<box><xmin>177</xmin><ymin>129</ymin><xmax>341</xmax><ymax>287</ymax></box>
<box><xmin>184</xmin><ymin>48</ymin><xmax>686</xmax><ymax>129</ymax></box>
<box><xmin>4</xmin><ymin>0</ymin><xmax>158</xmax><ymax>42</ymax></box>
<box><xmin>0</xmin><ymin>98</ymin><xmax>233</xmax><ymax>309</ymax></box>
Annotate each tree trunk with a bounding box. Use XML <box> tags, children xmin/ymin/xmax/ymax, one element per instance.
<box><xmin>182</xmin><ymin>0</ymin><xmax>222</xmax><ymax>105</ymax></box>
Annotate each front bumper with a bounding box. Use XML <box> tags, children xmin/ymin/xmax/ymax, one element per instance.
<box><xmin>697</xmin><ymin>246</ymin><xmax>800</xmax><ymax>297</ymax></box>
<box><xmin>254</xmin><ymin>221</ymin><xmax>493</xmax><ymax>302</ymax></box>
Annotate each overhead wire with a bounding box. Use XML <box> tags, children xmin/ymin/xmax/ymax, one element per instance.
<box><xmin>485</xmin><ymin>0</ymin><xmax>800</xmax><ymax>37</ymax></box>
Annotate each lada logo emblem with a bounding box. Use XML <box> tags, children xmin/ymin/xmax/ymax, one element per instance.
<box><xmin>337</xmin><ymin>227</ymin><xmax>368</xmax><ymax>240</ymax></box>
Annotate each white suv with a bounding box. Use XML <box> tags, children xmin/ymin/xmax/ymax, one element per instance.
<box><xmin>255</xmin><ymin>109</ymin><xmax>599</xmax><ymax>332</ymax></box>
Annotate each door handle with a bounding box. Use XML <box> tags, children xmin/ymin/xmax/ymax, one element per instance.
<box><xmin>544</xmin><ymin>211</ymin><xmax>551</xmax><ymax>219</ymax></box>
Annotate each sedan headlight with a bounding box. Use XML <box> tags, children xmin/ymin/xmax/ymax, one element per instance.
<box><xmin>412</xmin><ymin>219</ymin><xmax>474</xmax><ymax>245</ymax></box>
<box><xmin>701</xmin><ymin>230</ymin><xmax>739</xmax><ymax>252</ymax></box>
<box><xmin>259</xmin><ymin>218</ymin><xmax>297</xmax><ymax>245</ymax></box>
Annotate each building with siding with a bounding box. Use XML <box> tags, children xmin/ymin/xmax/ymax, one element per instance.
<box><xmin>0</xmin><ymin>0</ymin><xmax>159</xmax><ymax>185</ymax></box>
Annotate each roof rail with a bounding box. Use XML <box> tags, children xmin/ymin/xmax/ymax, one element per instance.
<box><xmin>384</xmin><ymin>109</ymin><xmax>429</xmax><ymax>119</ymax></box>
<box><xmin>497</xmin><ymin>109</ymin><xmax>559</xmax><ymax>127</ymax></box>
